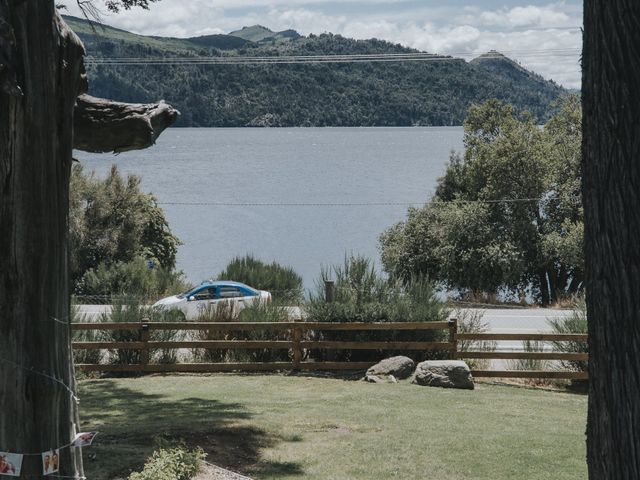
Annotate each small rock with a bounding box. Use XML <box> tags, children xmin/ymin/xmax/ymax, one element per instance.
<box><xmin>366</xmin><ymin>356</ymin><xmax>415</xmax><ymax>380</ymax></box>
<box><xmin>412</xmin><ymin>360</ymin><xmax>474</xmax><ymax>390</ymax></box>
<box><xmin>387</xmin><ymin>375</ymin><xmax>398</xmax><ymax>384</ymax></box>
<box><xmin>364</xmin><ymin>374</ymin><xmax>385</xmax><ymax>384</ymax></box>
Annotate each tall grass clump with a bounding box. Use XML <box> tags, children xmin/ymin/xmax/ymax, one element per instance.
<box><xmin>453</xmin><ymin>309</ymin><xmax>496</xmax><ymax>370</ymax></box>
<box><xmin>305</xmin><ymin>255</ymin><xmax>448</xmax><ymax>362</ymax></box>
<box><xmin>190</xmin><ymin>301</ymin><xmax>240</xmax><ymax>363</ymax></box>
<box><xmin>71</xmin><ymin>303</ymin><xmax>104</xmax><ymax>365</ymax></box>
<box><xmin>236</xmin><ymin>300</ymin><xmax>291</xmax><ymax>362</ymax></box>
<box><xmin>217</xmin><ymin>255</ymin><xmax>304</xmax><ymax>303</ymax></box>
<box><xmin>147</xmin><ymin>307</ymin><xmax>185</xmax><ymax>365</ymax></box>
<box><xmin>547</xmin><ymin>296</ymin><xmax>588</xmax><ymax>373</ymax></box>
<box><xmin>102</xmin><ymin>295</ymin><xmax>148</xmax><ymax>365</ymax></box>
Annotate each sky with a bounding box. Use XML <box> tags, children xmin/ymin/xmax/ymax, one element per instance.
<box><xmin>65</xmin><ymin>0</ymin><xmax>583</xmax><ymax>88</ymax></box>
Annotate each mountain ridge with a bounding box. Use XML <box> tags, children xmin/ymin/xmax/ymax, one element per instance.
<box><xmin>63</xmin><ymin>16</ymin><xmax>567</xmax><ymax>127</ymax></box>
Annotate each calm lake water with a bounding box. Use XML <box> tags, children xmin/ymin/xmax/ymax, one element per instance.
<box><xmin>75</xmin><ymin>127</ymin><xmax>464</xmax><ymax>289</ymax></box>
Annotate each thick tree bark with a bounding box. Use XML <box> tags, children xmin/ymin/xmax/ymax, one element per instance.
<box><xmin>583</xmin><ymin>1</ymin><xmax>640</xmax><ymax>478</ymax></box>
<box><xmin>0</xmin><ymin>5</ymin><xmax>178</xmax><ymax>478</ymax></box>
<box><xmin>0</xmin><ymin>4</ymin><xmax>85</xmax><ymax>478</ymax></box>
<box><xmin>74</xmin><ymin>94</ymin><xmax>179</xmax><ymax>153</ymax></box>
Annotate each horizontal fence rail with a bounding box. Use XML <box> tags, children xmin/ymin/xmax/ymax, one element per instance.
<box><xmin>72</xmin><ymin>319</ymin><xmax>588</xmax><ymax>379</ymax></box>
<box><xmin>73</xmin><ymin>321</ymin><xmax>456</xmax><ymax>373</ymax></box>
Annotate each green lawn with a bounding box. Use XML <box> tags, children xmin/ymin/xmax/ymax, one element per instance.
<box><xmin>78</xmin><ymin>375</ymin><xmax>587</xmax><ymax>480</ymax></box>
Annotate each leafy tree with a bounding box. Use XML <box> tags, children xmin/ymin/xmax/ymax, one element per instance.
<box><xmin>380</xmin><ymin>95</ymin><xmax>583</xmax><ymax>304</ymax></box>
<box><xmin>217</xmin><ymin>255</ymin><xmax>303</xmax><ymax>303</ymax></box>
<box><xmin>69</xmin><ymin>164</ymin><xmax>181</xmax><ymax>292</ymax></box>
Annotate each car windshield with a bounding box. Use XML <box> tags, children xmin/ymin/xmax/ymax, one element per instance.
<box><xmin>176</xmin><ymin>283</ymin><xmax>259</xmax><ymax>299</ymax></box>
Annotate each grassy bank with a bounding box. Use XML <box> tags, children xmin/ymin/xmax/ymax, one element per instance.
<box><xmin>78</xmin><ymin>375</ymin><xmax>586</xmax><ymax>479</ymax></box>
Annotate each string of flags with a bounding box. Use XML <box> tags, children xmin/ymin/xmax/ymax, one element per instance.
<box><xmin>0</xmin><ymin>432</ymin><xmax>97</xmax><ymax>477</ymax></box>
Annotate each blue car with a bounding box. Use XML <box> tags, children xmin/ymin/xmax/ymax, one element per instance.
<box><xmin>153</xmin><ymin>280</ymin><xmax>271</xmax><ymax>319</ymax></box>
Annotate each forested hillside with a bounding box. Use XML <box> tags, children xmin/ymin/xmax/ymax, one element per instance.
<box><xmin>66</xmin><ymin>16</ymin><xmax>567</xmax><ymax>127</ymax></box>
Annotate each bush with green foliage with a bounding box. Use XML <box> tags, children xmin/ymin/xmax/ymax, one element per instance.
<box><xmin>305</xmin><ymin>255</ymin><xmax>448</xmax><ymax>362</ymax></box>
<box><xmin>128</xmin><ymin>445</ymin><xmax>205</xmax><ymax>480</ymax></box>
<box><xmin>70</xmin><ymin>164</ymin><xmax>182</xmax><ymax>294</ymax></box>
<box><xmin>217</xmin><ymin>255</ymin><xmax>303</xmax><ymax>303</ymax></box>
<box><xmin>454</xmin><ymin>309</ymin><xmax>496</xmax><ymax>370</ymax></box>
<box><xmin>547</xmin><ymin>296</ymin><xmax>588</xmax><ymax>372</ymax></box>
<box><xmin>76</xmin><ymin>255</ymin><xmax>189</xmax><ymax>300</ymax></box>
<box><xmin>380</xmin><ymin>95</ymin><xmax>583</xmax><ymax>305</ymax></box>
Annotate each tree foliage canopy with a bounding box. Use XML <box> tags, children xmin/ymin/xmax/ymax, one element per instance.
<box><xmin>70</xmin><ymin>164</ymin><xmax>181</xmax><ymax>293</ymax></box>
<box><xmin>380</xmin><ymin>95</ymin><xmax>583</xmax><ymax>304</ymax></box>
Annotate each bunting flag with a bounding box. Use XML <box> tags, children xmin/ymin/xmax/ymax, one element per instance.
<box><xmin>42</xmin><ymin>449</ymin><xmax>60</xmax><ymax>476</ymax></box>
<box><xmin>73</xmin><ymin>432</ymin><xmax>98</xmax><ymax>448</ymax></box>
<box><xmin>0</xmin><ymin>452</ymin><xmax>22</xmax><ymax>477</ymax></box>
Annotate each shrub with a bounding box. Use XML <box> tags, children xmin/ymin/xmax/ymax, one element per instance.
<box><xmin>76</xmin><ymin>256</ymin><xmax>189</xmax><ymax>300</ymax></box>
<box><xmin>191</xmin><ymin>301</ymin><xmax>240</xmax><ymax>363</ymax></box>
<box><xmin>547</xmin><ymin>296</ymin><xmax>588</xmax><ymax>372</ymax></box>
<box><xmin>128</xmin><ymin>445</ymin><xmax>205</xmax><ymax>480</ymax></box>
<box><xmin>147</xmin><ymin>308</ymin><xmax>185</xmax><ymax>365</ymax></box>
<box><xmin>101</xmin><ymin>295</ymin><xmax>148</xmax><ymax>365</ymax></box>
<box><xmin>217</xmin><ymin>255</ymin><xmax>303</xmax><ymax>303</ymax></box>
<box><xmin>453</xmin><ymin>309</ymin><xmax>496</xmax><ymax>370</ymax></box>
<box><xmin>70</xmin><ymin>303</ymin><xmax>104</xmax><ymax>365</ymax></box>
<box><xmin>304</xmin><ymin>255</ymin><xmax>449</xmax><ymax>362</ymax></box>
<box><xmin>236</xmin><ymin>300</ymin><xmax>291</xmax><ymax>362</ymax></box>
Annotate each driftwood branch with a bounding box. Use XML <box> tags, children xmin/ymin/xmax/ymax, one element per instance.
<box><xmin>73</xmin><ymin>94</ymin><xmax>180</xmax><ymax>153</ymax></box>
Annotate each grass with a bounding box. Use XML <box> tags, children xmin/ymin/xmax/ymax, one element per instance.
<box><xmin>78</xmin><ymin>375</ymin><xmax>587</xmax><ymax>480</ymax></box>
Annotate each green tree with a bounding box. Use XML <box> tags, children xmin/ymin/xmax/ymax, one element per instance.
<box><xmin>70</xmin><ymin>164</ymin><xmax>181</xmax><ymax>292</ymax></box>
<box><xmin>217</xmin><ymin>255</ymin><xmax>303</xmax><ymax>303</ymax></box>
<box><xmin>380</xmin><ymin>95</ymin><xmax>583</xmax><ymax>304</ymax></box>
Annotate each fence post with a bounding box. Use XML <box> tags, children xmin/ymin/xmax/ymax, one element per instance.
<box><xmin>292</xmin><ymin>324</ymin><xmax>302</xmax><ymax>370</ymax></box>
<box><xmin>140</xmin><ymin>321</ymin><xmax>150</xmax><ymax>369</ymax></box>
<box><xmin>324</xmin><ymin>281</ymin><xmax>335</xmax><ymax>303</ymax></box>
<box><xmin>448</xmin><ymin>319</ymin><xmax>458</xmax><ymax>360</ymax></box>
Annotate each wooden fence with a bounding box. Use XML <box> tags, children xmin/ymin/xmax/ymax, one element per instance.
<box><xmin>72</xmin><ymin>320</ymin><xmax>588</xmax><ymax>379</ymax></box>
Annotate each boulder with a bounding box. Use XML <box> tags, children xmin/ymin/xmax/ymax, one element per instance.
<box><xmin>366</xmin><ymin>356</ymin><xmax>415</xmax><ymax>380</ymax></box>
<box><xmin>412</xmin><ymin>360</ymin><xmax>474</xmax><ymax>390</ymax></box>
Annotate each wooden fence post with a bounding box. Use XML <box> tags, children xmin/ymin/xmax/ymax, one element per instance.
<box><xmin>324</xmin><ymin>281</ymin><xmax>335</xmax><ymax>303</ymax></box>
<box><xmin>448</xmin><ymin>319</ymin><xmax>458</xmax><ymax>360</ymax></box>
<box><xmin>140</xmin><ymin>321</ymin><xmax>150</xmax><ymax>369</ymax></box>
<box><xmin>292</xmin><ymin>324</ymin><xmax>302</xmax><ymax>370</ymax></box>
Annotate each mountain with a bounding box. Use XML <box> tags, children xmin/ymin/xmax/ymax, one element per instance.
<box><xmin>64</xmin><ymin>16</ymin><xmax>567</xmax><ymax>127</ymax></box>
<box><xmin>228</xmin><ymin>25</ymin><xmax>301</xmax><ymax>43</ymax></box>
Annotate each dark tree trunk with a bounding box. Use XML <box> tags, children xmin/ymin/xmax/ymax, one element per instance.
<box><xmin>0</xmin><ymin>4</ymin><xmax>85</xmax><ymax>478</ymax></box>
<box><xmin>0</xmin><ymin>4</ymin><xmax>178</xmax><ymax>478</ymax></box>
<box><xmin>583</xmin><ymin>1</ymin><xmax>640</xmax><ymax>478</ymax></box>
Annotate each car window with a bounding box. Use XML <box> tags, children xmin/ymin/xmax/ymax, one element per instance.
<box><xmin>219</xmin><ymin>287</ymin><xmax>244</xmax><ymax>299</ymax></box>
<box><xmin>192</xmin><ymin>287</ymin><xmax>216</xmax><ymax>301</ymax></box>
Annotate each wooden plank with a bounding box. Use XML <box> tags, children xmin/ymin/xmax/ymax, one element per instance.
<box><xmin>75</xmin><ymin>361</ymin><xmax>375</xmax><ymax>373</ymax></box>
<box><xmin>72</xmin><ymin>322</ymin><xmax>142</xmax><ymax>331</ymax></box>
<box><xmin>72</xmin><ymin>321</ymin><xmax>451</xmax><ymax>332</ymax></box>
<box><xmin>73</xmin><ymin>341</ymin><xmax>146</xmax><ymax>349</ymax></box>
<box><xmin>147</xmin><ymin>340</ymin><xmax>293</xmax><ymax>349</ymax></box>
<box><xmin>298</xmin><ymin>362</ymin><xmax>374</xmax><ymax>371</ymax></box>
<box><xmin>457</xmin><ymin>333</ymin><xmax>588</xmax><ymax>341</ymax></box>
<box><xmin>298</xmin><ymin>322</ymin><xmax>450</xmax><ymax>331</ymax></box>
<box><xmin>292</xmin><ymin>326</ymin><xmax>302</xmax><ymax>369</ymax></box>
<box><xmin>459</xmin><ymin>351</ymin><xmax>588</xmax><ymax>360</ymax></box>
<box><xmin>76</xmin><ymin>362</ymin><xmax>293</xmax><ymax>373</ymax></box>
<box><xmin>471</xmin><ymin>370</ymin><xmax>588</xmax><ymax>379</ymax></box>
<box><xmin>300</xmin><ymin>341</ymin><xmax>452</xmax><ymax>350</ymax></box>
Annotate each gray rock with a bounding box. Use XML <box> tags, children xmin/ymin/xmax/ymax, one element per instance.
<box><xmin>366</xmin><ymin>356</ymin><xmax>415</xmax><ymax>380</ymax></box>
<box><xmin>412</xmin><ymin>360</ymin><xmax>474</xmax><ymax>390</ymax></box>
<box><xmin>364</xmin><ymin>374</ymin><xmax>385</xmax><ymax>384</ymax></box>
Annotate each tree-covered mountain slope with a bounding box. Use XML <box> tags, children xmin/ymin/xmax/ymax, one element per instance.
<box><xmin>65</xmin><ymin>16</ymin><xmax>567</xmax><ymax>127</ymax></box>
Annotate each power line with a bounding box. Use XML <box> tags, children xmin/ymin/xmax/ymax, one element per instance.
<box><xmin>156</xmin><ymin>197</ymin><xmax>580</xmax><ymax>207</ymax></box>
<box><xmin>84</xmin><ymin>50</ymin><xmax>581</xmax><ymax>66</ymax></box>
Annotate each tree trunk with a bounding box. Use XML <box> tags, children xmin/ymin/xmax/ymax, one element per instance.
<box><xmin>0</xmin><ymin>5</ymin><xmax>178</xmax><ymax>478</ymax></box>
<box><xmin>583</xmin><ymin>1</ymin><xmax>640</xmax><ymax>478</ymax></box>
<box><xmin>0</xmin><ymin>4</ymin><xmax>85</xmax><ymax>478</ymax></box>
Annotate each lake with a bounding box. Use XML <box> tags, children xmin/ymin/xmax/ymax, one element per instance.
<box><xmin>75</xmin><ymin>127</ymin><xmax>464</xmax><ymax>290</ymax></box>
